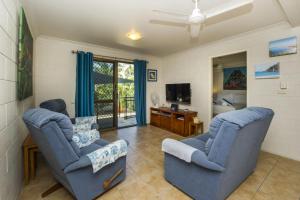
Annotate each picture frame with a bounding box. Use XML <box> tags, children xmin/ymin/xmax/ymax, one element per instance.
<box><xmin>254</xmin><ymin>62</ymin><xmax>280</xmax><ymax>79</ymax></box>
<box><xmin>17</xmin><ymin>8</ymin><xmax>33</xmax><ymax>100</ymax></box>
<box><xmin>223</xmin><ymin>67</ymin><xmax>247</xmax><ymax>90</ymax></box>
<box><xmin>269</xmin><ymin>36</ymin><xmax>297</xmax><ymax>57</ymax></box>
<box><xmin>147</xmin><ymin>69</ymin><xmax>157</xmax><ymax>82</ymax></box>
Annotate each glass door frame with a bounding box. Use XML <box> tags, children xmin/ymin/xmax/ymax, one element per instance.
<box><xmin>93</xmin><ymin>58</ymin><xmax>118</xmax><ymax>131</ymax></box>
<box><xmin>93</xmin><ymin>57</ymin><xmax>136</xmax><ymax>131</ymax></box>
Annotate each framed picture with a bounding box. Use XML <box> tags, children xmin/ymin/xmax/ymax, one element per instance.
<box><xmin>269</xmin><ymin>36</ymin><xmax>297</xmax><ymax>57</ymax></box>
<box><xmin>255</xmin><ymin>62</ymin><xmax>280</xmax><ymax>79</ymax></box>
<box><xmin>223</xmin><ymin>67</ymin><xmax>247</xmax><ymax>90</ymax></box>
<box><xmin>147</xmin><ymin>69</ymin><xmax>157</xmax><ymax>82</ymax></box>
<box><xmin>17</xmin><ymin>8</ymin><xmax>33</xmax><ymax>100</ymax></box>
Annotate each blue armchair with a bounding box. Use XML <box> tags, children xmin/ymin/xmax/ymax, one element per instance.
<box><xmin>23</xmin><ymin>108</ymin><xmax>127</xmax><ymax>200</ymax></box>
<box><xmin>40</xmin><ymin>98</ymin><xmax>98</xmax><ymax>130</ymax></box>
<box><xmin>162</xmin><ymin>107</ymin><xmax>274</xmax><ymax>200</ymax></box>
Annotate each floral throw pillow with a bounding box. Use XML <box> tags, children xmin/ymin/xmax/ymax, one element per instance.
<box><xmin>75</xmin><ymin>116</ymin><xmax>97</xmax><ymax>126</ymax></box>
<box><xmin>72</xmin><ymin>129</ymin><xmax>100</xmax><ymax>148</ymax></box>
<box><xmin>73</xmin><ymin>123</ymin><xmax>91</xmax><ymax>133</ymax></box>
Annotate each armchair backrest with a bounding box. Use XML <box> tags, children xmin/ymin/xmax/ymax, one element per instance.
<box><xmin>207</xmin><ymin>107</ymin><xmax>274</xmax><ymax>167</ymax></box>
<box><xmin>23</xmin><ymin>108</ymin><xmax>79</xmax><ymax>171</ymax></box>
<box><xmin>40</xmin><ymin>99</ymin><xmax>70</xmax><ymax>117</ymax></box>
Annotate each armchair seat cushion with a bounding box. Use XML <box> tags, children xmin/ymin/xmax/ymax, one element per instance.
<box><xmin>72</xmin><ymin>129</ymin><xmax>100</xmax><ymax>148</ymax></box>
<box><xmin>80</xmin><ymin>142</ymin><xmax>104</xmax><ymax>156</ymax></box>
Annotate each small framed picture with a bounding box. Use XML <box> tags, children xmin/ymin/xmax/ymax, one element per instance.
<box><xmin>147</xmin><ymin>69</ymin><xmax>157</xmax><ymax>82</ymax></box>
<box><xmin>269</xmin><ymin>36</ymin><xmax>297</xmax><ymax>57</ymax></box>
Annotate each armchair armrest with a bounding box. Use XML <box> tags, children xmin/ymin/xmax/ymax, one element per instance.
<box><xmin>64</xmin><ymin>156</ymin><xmax>92</xmax><ymax>173</ymax></box>
<box><xmin>162</xmin><ymin>138</ymin><xmax>224</xmax><ymax>172</ymax></box>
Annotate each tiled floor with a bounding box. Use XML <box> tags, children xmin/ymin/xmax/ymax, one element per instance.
<box><xmin>20</xmin><ymin>125</ymin><xmax>300</xmax><ymax>200</ymax></box>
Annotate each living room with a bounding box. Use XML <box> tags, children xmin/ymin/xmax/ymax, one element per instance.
<box><xmin>1</xmin><ymin>0</ymin><xmax>300</xmax><ymax>200</ymax></box>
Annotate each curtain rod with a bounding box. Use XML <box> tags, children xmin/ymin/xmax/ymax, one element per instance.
<box><xmin>71</xmin><ymin>50</ymin><xmax>135</xmax><ymax>63</ymax></box>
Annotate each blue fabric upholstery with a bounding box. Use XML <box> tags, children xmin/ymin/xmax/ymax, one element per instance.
<box><xmin>40</xmin><ymin>99</ymin><xmax>70</xmax><ymax>117</ymax></box>
<box><xmin>40</xmin><ymin>98</ymin><xmax>98</xmax><ymax>129</ymax></box>
<box><xmin>164</xmin><ymin>107</ymin><xmax>274</xmax><ymax>200</ymax></box>
<box><xmin>181</xmin><ymin>138</ymin><xmax>206</xmax><ymax>152</ymax></box>
<box><xmin>23</xmin><ymin>108</ymin><xmax>127</xmax><ymax>200</ymax></box>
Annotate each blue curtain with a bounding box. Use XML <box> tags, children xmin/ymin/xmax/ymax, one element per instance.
<box><xmin>134</xmin><ymin>60</ymin><xmax>147</xmax><ymax>126</ymax></box>
<box><xmin>75</xmin><ymin>51</ymin><xmax>94</xmax><ymax>117</ymax></box>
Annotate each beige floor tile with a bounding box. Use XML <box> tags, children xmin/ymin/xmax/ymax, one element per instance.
<box><xmin>20</xmin><ymin>125</ymin><xmax>300</xmax><ymax>200</ymax></box>
<box><xmin>97</xmin><ymin>188</ymin><xmax>124</xmax><ymax>200</ymax></box>
<box><xmin>258</xmin><ymin>166</ymin><xmax>300</xmax><ymax>200</ymax></box>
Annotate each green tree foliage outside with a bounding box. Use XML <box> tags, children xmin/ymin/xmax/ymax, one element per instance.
<box><xmin>93</xmin><ymin>61</ymin><xmax>135</xmax><ymax>114</ymax></box>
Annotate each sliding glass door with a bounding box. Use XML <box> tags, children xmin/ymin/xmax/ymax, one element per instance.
<box><xmin>117</xmin><ymin>62</ymin><xmax>136</xmax><ymax>128</ymax></box>
<box><xmin>93</xmin><ymin>60</ymin><xmax>117</xmax><ymax>130</ymax></box>
<box><xmin>93</xmin><ymin>59</ymin><xmax>137</xmax><ymax>130</ymax></box>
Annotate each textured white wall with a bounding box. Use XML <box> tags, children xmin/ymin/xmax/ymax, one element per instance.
<box><xmin>162</xmin><ymin>22</ymin><xmax>300</xmax><ymax>161</ymax></box>
<box><xmin>0</xmin><ymin>0</ymin><xmax>34</xmax><ymax>199</ymax></box>
<box><xmin>34</xmin><ymin>36</ymin><xmax>163</xmax><ymax>123</ymax></box>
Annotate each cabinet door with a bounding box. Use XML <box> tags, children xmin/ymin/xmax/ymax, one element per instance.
<box><xmin>160</xmin><ymin>115</ymin><xmax>171</xmax><ymax>130</ymax></box>
<box><xmin>150</xmin><ymin>113</ymin><xmax>160</xmax><ymax>126</ymax></box>
<box><xmin>172</xmin><ymin>118</ymin><xmax>185</xmax><ymax>136</ymax></box>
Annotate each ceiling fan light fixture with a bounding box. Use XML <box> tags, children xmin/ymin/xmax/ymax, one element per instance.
<box><xmin>127</xmin><ymin>30</ymin><xmax>142</xmax><ymax>41</ymax></box>
<box><xmin>189</xmin><ymin>8</ymin><xmax>205</xmax><ymax>24</ymax></box>
<box><xmin>190</xmin><ymin>24</ymin><xmax>200</xmax><ymax>38</ymax></box>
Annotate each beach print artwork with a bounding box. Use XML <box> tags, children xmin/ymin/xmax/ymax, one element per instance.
<box><xmin>269</xmin><ymin>36</ymin><xmax>297</xmax><ymax>57</ymax></box>
<box><xmin>255</xmin><ymin>62</ymin><xmax>280</xmax><ymax>79</ymax></box>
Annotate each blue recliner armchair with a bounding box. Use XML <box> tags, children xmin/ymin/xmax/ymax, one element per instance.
<box><xmin>23</xmin><ymin>108</ymin><xmax>127</xmax><ymax>200</ymax></box>
<box><xmin>162</xmin><ymin>107</ymin><xmax>274</xmax><ymax>200</ymax></box>
<box><xmin>40</xmin><ymin>98</ymin><xmax>98</xmax><ymax>131</ymax></box>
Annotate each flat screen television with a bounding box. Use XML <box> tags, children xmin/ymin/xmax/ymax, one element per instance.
<box><xmin>166</xmin><ymin>83</ymin><xmax>191</xmax><ymax>104</ymax></box>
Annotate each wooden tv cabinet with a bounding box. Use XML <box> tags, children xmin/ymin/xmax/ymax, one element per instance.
<box><xmin>150</xmin><ymin>107</ymin><xmax>198</xmax><ymax>137</ymax></box>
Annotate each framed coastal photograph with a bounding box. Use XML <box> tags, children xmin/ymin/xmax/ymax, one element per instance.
<box><xmin>255</xmin><ymin>62</ymin><xmax>280</xmax><ymax>79</ymax></box>
<box><xmin>269</xmin><ymin>36</ymin><xmax>297</xmax><ymax>57</ymax></box>
<box><xmin>223</xmin><ymin>67</ymin><xmax>247</xmax><ymax>90</ymax></box>
<box><xmin>17</xmin><ymin>8</ymin><xmax>33</xmax><ymax>100</ymax></box>
<box><xmin>147</xmin><ymin>69</ymin><xmax>157</xmax><ymax>82</ymax></box>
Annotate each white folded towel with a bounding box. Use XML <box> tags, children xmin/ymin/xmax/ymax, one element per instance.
<box><xmin>162</xmin><ymin>138</ymin><xmax>198</xmax><ymax>163</ymax></box>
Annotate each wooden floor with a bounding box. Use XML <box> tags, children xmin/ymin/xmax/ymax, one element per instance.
<box><xmin>20</xmin><ymin>125</ymin><xmax>300</xmax><ymax>200</ymax></box>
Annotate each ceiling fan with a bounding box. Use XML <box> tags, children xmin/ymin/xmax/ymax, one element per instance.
<box><xmin>151</xmin><ymin>0</ymin><xmax>253</xmax><ymax>38</ymax></box>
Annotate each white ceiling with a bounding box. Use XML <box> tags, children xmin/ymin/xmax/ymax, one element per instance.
<box><xmin>22</xmin><ymin>0</ymin><xmax>297</xmax><ymax>56</ymax></box>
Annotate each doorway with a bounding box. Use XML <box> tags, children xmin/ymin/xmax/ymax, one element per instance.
<box><xmin>93</xmin><ymin>59</ymin><xmax>137</xmax><ymax>130</ymax></box>
<box><xmin>212</xmin><ymin>52</ymin><xmax>247</xmax><ymax>118</ymax></box>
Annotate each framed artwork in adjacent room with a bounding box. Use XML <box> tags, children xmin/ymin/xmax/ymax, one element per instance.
<box><xmin>223</xmin><ymin>67</ymin><xmax>247</xmax><ymax>90</ymax></box>
<box><xmin>147</xmin><ymin>69</ymin><xmax>157</xmax><ymax>82</ymax></box>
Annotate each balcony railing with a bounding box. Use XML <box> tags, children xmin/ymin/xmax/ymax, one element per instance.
<box><xmin>94</xmin><ymin>97</ymin><xmax>135</xmax><ymax>119</ymax></box>
<box><xmin>118</xmin><ymin>96</ymin><xmax>135</xmax><ymax>119</ymax></box>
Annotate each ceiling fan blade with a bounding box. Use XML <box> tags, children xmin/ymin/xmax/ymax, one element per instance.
<box><xmin>205</xmin><ymin>0</ymin><xmax>253</xmax><ymax>25</ymax></box>
<box><xmin>152</xmin><ymin>9</ymin><xmax>188</xmax><ymax>18</ymax></box>
<box><xmin>150</xmin><ymin>19</ymin><xmax>188</xmax><ymax>28</ymax></box>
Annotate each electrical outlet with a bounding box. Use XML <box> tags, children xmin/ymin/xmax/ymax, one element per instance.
<box><xmin>280</xmin><ymin>82</ymin><xmax>288</xmax><ymax>90</ymax></box>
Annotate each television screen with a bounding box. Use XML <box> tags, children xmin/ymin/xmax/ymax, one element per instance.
<box><xmin>166</xmin><ymin>83</ymin><xmax>191</xmax><ymax>104</ymax></box>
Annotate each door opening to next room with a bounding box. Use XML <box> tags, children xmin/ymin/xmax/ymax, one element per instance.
<box><xmin>212</xmin><ymin>52</ymin><xmax>247</xmax><ymax>118</ymax></box>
